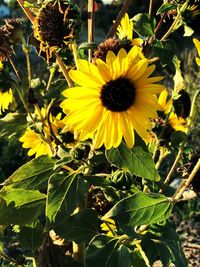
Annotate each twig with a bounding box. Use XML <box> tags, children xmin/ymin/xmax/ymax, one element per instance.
<box><xmin>53</xmin><ymin>51</ymin><xmax>74</xmax><ymax>87</ymax></box>
<box><xmin>106</xmin><ymin>0</ymin><xmax>131</xmax><ymax>39</ymax></box>
<box><xmin>17</xmin><ymin>0</ymin><xmax>35</xmax><ymax>23</ymax></box>
<box><xmin>88</xmin><ymin>0</ymin><xmax>95</xmax><ymax>62</ymax></box>
<box><xmin>154</xmin><ymin>14</ymin><xmax>167</xmax><ymax>34</ymax></box>
<box><xmin>159</xmin><ymin>146</ymin><xmax>183</xmax><ymax>193</ymax></box>
<box><xmin>161</xmin><ymin>12</ymin><xmax>181</xmax><ymax>41</ymax></box>
<box><xmin>149</xmin><ymin>0</ymin><xmax>153</xmax><ymax>16</ymax></box>
<box><xmin>172</xmin><ymin>158</ymin><xmax>200</xmax><ymax>202</ymax></box>
<box><xmin>8</xmin><ymin>56</ymin><xmax>21</xmax><ymax>80</ymax></box>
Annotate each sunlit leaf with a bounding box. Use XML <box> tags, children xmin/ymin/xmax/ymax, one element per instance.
<box><xmin>0</xmin><ymin>189</ymin><xmax>46</xmax><ymax>225</ymax></box>
<box><xmin>106</xmin><ymin>140</ymin><xmax>160</xmax><ymax>181</ymax></box>
<box><xmin>103</xmin><ymin>192</ymin><xmax>173</xmax><ymax>226</ymax></box>
<box><xmin>2</xmin><ymin>156</ymin><xmax>56</xmax><ymax>190</ymax></box>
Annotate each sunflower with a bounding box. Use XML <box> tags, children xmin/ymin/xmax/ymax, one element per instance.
<box><xmin>158</xmin><ymin>89</ymin><xmax>188</xmax><ymax>133</ymax></box>
<box><xmin>93</xmin><ymin>13</ymin><xmax>142</xmax><ymax>62</ymax></box>
<box><xmin>19</xmin><ymin>129</ymin><xmax>55</xmax><ymax>158</ymax></box>
<box><xmin>193</xmin><ymin>38</ymin><xmax>200</xmax><ymax>66</ymax></box>
<box><xmin>61</xmin><ymin>46</ymin><xmax>164</xmax><ymax>149</ymax></box>
<box><xmin>0</xmin><ymin>89</ymin><xmax>13</xmax><ymax>115</ymax></box>
<box><xmin>116</xmin><ymin>13</ymin><xmax>143</xmax><ymax>46</ymax></box>
<box><xmin>0</xmin><ymin>62</ymin><xmax>13</xmax><ymax>114</ymax></box>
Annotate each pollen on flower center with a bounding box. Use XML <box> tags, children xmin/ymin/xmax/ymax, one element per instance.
<box><xmin>100</xmin><ymin>77</ymin><xmax>136</xmax><ymax>112</ymax></box>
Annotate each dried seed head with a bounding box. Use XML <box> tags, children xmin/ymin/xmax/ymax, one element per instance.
<box><xmin>0</xmin><ymin>27</ymin><xmax>14</xmax><ymax>61</ymax></box>
<box><xmin>93</xmin><ymin>38</ymin><xmax>133</xmax><ymax>62</ymax></box>
<box><xmin>3</xmin><ymin>18</ymin><xmax>24</xmax><ymax>44</ymax></box>
<box><xmin>33</xmin><ymin>0</ymin><xmax>80</xmax><ymax>60</ymax></box>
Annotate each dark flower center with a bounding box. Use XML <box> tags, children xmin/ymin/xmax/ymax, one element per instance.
<box><xmin>100</xmin><ymin>77</ymin><xmax>136</xmax><ymax>112</ymax></box>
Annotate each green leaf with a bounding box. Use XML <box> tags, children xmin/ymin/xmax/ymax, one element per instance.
<box><xmin>46</xmin><ymin>172</ymin><xmax>87</xmax><ymax>226</ymax></box>
<box><xmin>147</xmin><ymin>221</ymin><xmax>187</xmax><ymax>267</ymax></box>
<box><xmin>78</xmin><ymin>42</ymin><xmax>98</xmax><ymax>50</ymax></box>
<box><xmin>103</xmin><ymin>192</ymin><xmax>173</xmax><ymax>226</ymax></box>
<box><xmin>141</xmin><ymin>239</ymin><xmax>171</xmax><ymax>266</ymax></box>
<box><xmin>0</xmin><ymin>189</ymin><xmax>46</xmax><ymax>225</ymax></box>
<box><xmin>55</xmin><ymin>209</ymin><xmax>100</xmax><ymax>243</ymax></box>
<box><xmin>170</xmin><ymin>131</ymin><xmax>187</xmax><ymax>147</ymax></box>
<box><xmin>132</xmin><ymin>13</ymin><xmax>156</xmax><ymax>37</ymax></box>
<box><xmin>152</xmin><ymin>40</ymin><xmax>176</xmax><ymax>65</ymax></box>
<box><xmin>83</xmin><ymin>175</ymin><xmax>111</xmax><ymax>187</ymax></box>
<box><xmin>2</xmin><ymin>156</ymin><xmax>56</xmax><ymax>190</ymax></box>
<box><xmin>0</xmin><ymin>113</ymin><xmax>27</xmax><ymax>138</ymax></box>
<box><xmin>106</xmin><ymin>140</ymin><xmax>160</xmax><ymax>181</ymax></box>
<box><xmin>156</xmin><ymin>3</ymin><xmax>177</xmax><ymax>15</ymax></box>
<box><xmin>86</xmin><ymin>234</ymin><xmax>133</xmax><ymax>267</ymax></box>
<box><xmin>19</xmin><ymin>220</ymin><xmax>44</xmax><ymax>251</ymax></box>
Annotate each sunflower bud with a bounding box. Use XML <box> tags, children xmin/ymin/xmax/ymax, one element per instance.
<box><xmin>110</xmin><ymin>170</ymin><xmax>133</xmax><ymax>190</ymax></box>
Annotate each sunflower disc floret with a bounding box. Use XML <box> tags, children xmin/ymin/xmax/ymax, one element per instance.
<box><xmin>61</xmin><ymin>46</ymin><xmax>164</xmax><ymax>149</ymax></box>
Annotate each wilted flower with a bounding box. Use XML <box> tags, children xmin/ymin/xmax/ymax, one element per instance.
<box><xmin>33</xmin><ymin>0</ymin><xmax>80</xmax><ymax>60</ymax></box>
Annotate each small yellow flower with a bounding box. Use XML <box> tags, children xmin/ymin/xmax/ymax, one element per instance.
<box><xmin>117</xmin><ymin>13</ymin><xmax>143</xmax><ymax>46</ymax></box>
<box><xmin>19</xmin><ymin>107</ymin><xmax>64</xmax><ymax>157</ymax></box>
<box><xmin>101</xmin><ymin>218</ymin><xmax>116</xmax><ymax>237</ymax></box>
<box><xmin>61</xmin><ymin>46</ymin><xmax>164</xmax><ymax>149</ymax></box>
<box><xmin>0</xmin><ymin>63</ymin><xmax>13</xmax><ymax>114</ymax></box>
<box><xmin>0</xmin><ymin>88</ymin><xmax>13</xmax><ymax>115</ymax></box>
<box><xmin>158</xmin><ymin>89</ymin><xmax>188</xmax><ymax>133</ymax></box>
<box><xmin>19</xmin><ymin>129</ymin><xmax>55</xmax><ymax>158</ymax></box>
<box><xmin>193</xmin><ymin>38</ymin><xmax>200</xmax><ymax>66</ymax></box>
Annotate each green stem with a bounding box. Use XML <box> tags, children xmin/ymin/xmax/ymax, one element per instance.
<box><xmin>71</xmin><ymin>42</ymin><xmax>79</xmax><ymax>68</ymax></box>
<box><xmin>187</xmin><ymin>90</ymin><xmax>200</xmax><ymax>130</ymax></box>
<box><xmin>46</xmin><ymin>65</ymin><xmax>56</xmax><ymax>91</ymax></box>
<box><xmin>161</xmin><ymin>9</ymin><xmax>182</xmax><ymax>41</ymax></box>
<box><xmin>21</xmin><ymin>37</ymin><xmax>32</xmax><ymax>88</ymax></box>
<box><xmin>159</xmin><ymin>90</ymin><xmax>200</xmax><ymax>192</ymax></box>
